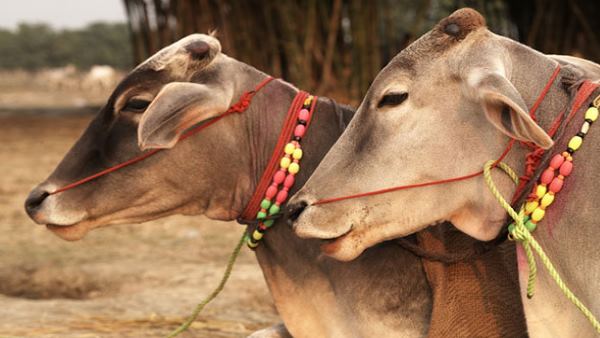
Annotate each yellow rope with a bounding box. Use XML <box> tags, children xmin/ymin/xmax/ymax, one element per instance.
<box><xmin>483</xmin><ymin>160</ymin><xmax>600</xmax><ymax>333</ymax></box>
<box><xmin>166</xmin><ymin>231</ymin><xmax>246</xmax><ymax>338</ymax></box>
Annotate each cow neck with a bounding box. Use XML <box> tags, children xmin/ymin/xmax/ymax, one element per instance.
<box><xmin>238</xmin><ymin>83</ymin><xmax>317</xmax><ymax>249</ymax></box>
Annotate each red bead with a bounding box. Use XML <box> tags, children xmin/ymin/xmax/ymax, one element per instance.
<box><xmin>273</xmin><ymin>170</ymin><xmax>286</xmax><ymax>184</ymax></box>
<box><xmin>549</xmin><ymin>154</ymin><xmax>565</xmax><ymax>169</ymax></box>
<box><xmin>549</xmin><ymin>177</ymin><xmax>564</xmax><ymax>193</ymax></box>
<box><xmin>559</xmin><ymin>161</ymin><xmax>573</xmax><ymax>177</ymax></box>
<box><xmin>540</xmin><ymin>168</ymin><xmax>555</xmax><ymax>185</ymax></box>
<box><xmin>276</xmin><ymin>190</ymin><xmax>288</xmax><ymax>204</ymax></box>
<box><xmin>294</xmin><ymin>125</ymin><xmax>306</xmax><ymax>138</ymax></box>
<box><xmin>266</xmin><ymin>185</ymin><xmax>278</xmax><ymax>199</ymax></box>
<box><xmin>284</xmin><ymin>174</ymin><xmax>295</xmax><ymax>188</ymax></box>
<box><xmin>298</xmin><ymin>109</ymin><xmax>310</xmax><ymax>121</ymax></box>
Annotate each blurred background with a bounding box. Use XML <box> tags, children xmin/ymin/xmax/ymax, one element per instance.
<box><xmin>0</xmin><ymin>0</ymin><xmax>599</xmax><ymax>337</ymax></box>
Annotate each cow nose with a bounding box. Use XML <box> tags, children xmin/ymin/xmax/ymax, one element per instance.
<box><xmin>286</xmin><ymin>201</ymin><xmax>308</xmax><ymax>227</ymax></box>
<box><xmin>25</xmin><ymin>187</ymin><xmax>50</xmax><ymax>218</ymax></box>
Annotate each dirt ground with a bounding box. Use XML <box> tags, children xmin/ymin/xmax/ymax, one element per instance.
<box><xmin>0</xmin><ymin>82</ymin><xmax>279</xmax><ymax>338</ymax></box>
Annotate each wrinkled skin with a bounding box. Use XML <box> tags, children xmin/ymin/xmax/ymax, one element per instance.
<box><xmin>24</xmin><ymin>34</ymin><xmax>433</xmax><ymax>337</ymax></box>
<box><xmin>290</xmin><ymin>8</ymin><xmax>600</xmax><ymax>338</ymax></box>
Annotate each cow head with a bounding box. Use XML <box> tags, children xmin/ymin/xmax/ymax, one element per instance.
<box><xmin>289</xmin><ymin>8</ymin><xmax>559</xmax><ymax>261</ymax></box>
<box><xmin>25</xmin><ymin>34</ymin><xmax>268</xmax><ymax>240</ymax></box>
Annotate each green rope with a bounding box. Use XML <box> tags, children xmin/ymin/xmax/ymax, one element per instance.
<box><xmin>483</xmin><ymin>160</ymin><xmax>600</xmax><ymax>333</ymax></box>
<box><xmin>167</xmin><ymin>231</ymin><xmax>246</xmax><ymax>338</ymax></box>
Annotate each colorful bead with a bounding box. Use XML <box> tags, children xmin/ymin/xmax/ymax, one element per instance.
<box><xmin>263</xmin><ymin>219</ymin><xmax>274</xmax><ymax>228</ymax></box>
<box><xmin>252</xmin><ymin>230</ymin><xmax>263</xmax><ymax>241</ymax></box>
<box><xmin>541</xmin><ymin>168</ymin><xmax>555</xmax><ymax>184</ymax></box>
<box><xmin>288</xmin><ymin>162</ymin><xmax>300</xmax><ymax>174</ymax></box>
<box><xmin>294</xmin><ymin>125</ymin><xmax>306</xmax><ymax>138</ymax></box>
<box><xmin>284</xmin><ymin>143</ymin><xmax>295</xmax><ymax>155</ymax></box>
<box><xmin>581</xmin><ymin>122</ymin><xmax>590</xmax><ymax>135</ymax></box>
<box><xmin>540</xmin><ymin>192</ymin><xmax>555</xmax><ymax>208</ymax></box>
<box><xmin>299</xmin><ymin>109</ymin><xmax>310</xmax><ymax>121</ymax></box>
<box><xmin>531</xmin><ymin>208</ymin><xmax>545</xmax><ymax>222</ymax></box>
<box><xmin>283</xmin><ymin>174</ymin><xmax>295</xmax><ymax>188</ymax></box>
<box><xmin>304</xmin><ymin>97</ymin><xmax>312</xmax><ymax>106</ymax></box>
<box><xmin>269</xmin><ymin>204</ymin><xmax>280</xmax><ymax>215</ymax></box>
<box><xmin>276</xmin><ymin>190</ymin><xmax>288</xmax><ymax>204</ymax></box>
<box><xmin>525</xmin><ymin>219</ymin><xmax>537</xmax><ymax>232</ymax></box>
<box><xmin>535</xmin><ymin>185</ymin><xmax>547</xmax><ymax>199</ymax></box>
<box><xmin>260</xmin><ymin>199</ymin><xmax>272</xmax><ymax>210</ymax></box>
<box><xmin>548</xmin><ymin>177</ymin><xmax>564</xmax><ymax>193</ymax></box>
<box><xmin>525</xmin><ymin>200</ymin><xmax>539</xmax><ymax>214</ymax></box>
<box><xmin>280</xmin><ymin>157</ymin><xmax>291</xmax><ymax>168</ymax></box>
<box><xmin>257</xmin><ymin>211</ymin><xmax>267</xmax><ymax>219</ymax></box>
<box><xmin>266</xmin><ymin>186</ymin><xmax>278</xmax><ymax>199</ymax></box>
<box><xmin>568</xmin><ymin>136</ymin><xmax>583</xmax><ymax>151</ymax></box>
<box><xmin>549</xmin><ymin>154</ymin><xmax>565</xmax><ymax>169</ymax></box>
<box><xmin>585</xmin><ymin>107</ymin><xmax>599</xmax><ymax>122</ymax></box>
<box><xmin>292</xmin><ymin>148</ymin><xmax>303</xmax><ymax>160</ymax></box>
<box><xmin>559</xmin><ymin>161</ymin><xmax>573</xmax><ymax>177</ymax></box>
<box><xmin>247</xmin><ymin>240</ymin><xmax>258</xmax><ymax>248</ymax></box>
<box><xmin>273</xmin><ymin>170</ymin><xmax>286</xmax><ymax>184</ymax></box>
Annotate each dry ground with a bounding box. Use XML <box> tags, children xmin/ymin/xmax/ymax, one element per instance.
<box><xmin>0</xmin><ymin>82</ymin><xmax>279</xmax><ymax>338</ymax></box>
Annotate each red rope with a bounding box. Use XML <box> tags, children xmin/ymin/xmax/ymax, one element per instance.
<box><xmin>50</xmin><ymin>77</ymin><xmax>274</xmax><ymax>195</ymax></box>
<box><xmin>313</xmin><ymin>65</ymin><xmax>565</xmax><ymax>207</ymax></box>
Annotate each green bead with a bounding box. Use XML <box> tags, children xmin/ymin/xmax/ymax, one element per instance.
<box><xmin>508</xmin><ymin>223</ymin><xmax>516</xmax><ymax>233</ymax></box>
<box><xmin>269</xmin><ymin>204</ymin><xmax>280</xmax><ymax>215</ymax></box>
<box><xmin>257</xmin><ymin>211</ymin><xmax>267</xmax><ymax>219</ymax></box>
<box><xmin>260</xmin><ymin>199</ymin><xmax>272</xmax><ymax>210</ymax></box>
<box><xmin>263</xmin><ymin>219</ymin><xmax>274</xmax><ymax>228</ymax></box>
<box><xmin>525</xmin><ymin>220</ymin><xmax>537</xmax><ymax>232</ymax></box>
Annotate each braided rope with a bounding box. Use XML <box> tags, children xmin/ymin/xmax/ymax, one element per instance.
<box><xmin>167</xmin><ymin>231</ymin><xmax>246</xmax><ymax>338</ymax></box>
<box><xmin>483</xmin><ymin>160</ymin><xmax>600</xmax><ymax>333</ymax></box>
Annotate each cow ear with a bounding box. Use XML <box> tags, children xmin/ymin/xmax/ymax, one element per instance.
<box><xmin>137</xmin><ymin>82</ymin><xmax>232</xmax><ymax>150</ymax></box>
<box><xmin>470</xmin><ymin>70</ymin><xmax>553</xmax><ymax>149</ymax></box>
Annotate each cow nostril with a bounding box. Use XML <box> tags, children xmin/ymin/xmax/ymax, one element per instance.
<box><xmin>286</xmin><ymin>201</ymin><xmax>308</xmax><ymax>227</ymax></box>
<box><xmin>25</xmin><ymin>188</ymin><xmax>50</xmax><ymax>217</ymax></box>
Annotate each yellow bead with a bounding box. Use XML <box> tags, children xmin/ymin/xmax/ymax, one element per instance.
<box><xmin>585</xmin><ymin>107</ymin><xmax>599</xmax><ymax>122</ymax></box>
<box><xmin>247</xmin><ymin>240</ymin><xmax>258</xmax><ymax>248</ymax></box>
<box><xmin>292</xmin><ymin>148</ymin><xmax>303</xmax><ymax>160</ymax></box>
<box><xmin>284</xmin><ymin>143</ymin><xmax>295</xmax><ymax>155</ymax></box>
<box><xmin>252</xmin><ymin>230</ymin><xmax>263</xmax><ymax>241</ymax></box>
<box><xmin>280</xmin><ymin>157</ymin><xmax>291</xmax><ymax>169</ymax></box>
<box><xmin>288</xmin><ymin>162</ymin><xmax>300</xmax><ymax>174</ymax></box>
<box><xmin>568</xmin><ymin>136</ymin><xmax>583</xmax><ymax>151</ymax></box>
<box><xmin>535</xmin><ymin>185</ymin><xmax>547</xmax><ymax>199</ymax></box>
<box><xmin>531</xmin><ymin>208</ymin><xmax>546</xmax><ymax>222</ymax></box>
<box><xmin>540</xmin><ymin>192</ymin><xmax>555</xmax><ymax>208</ymax></box>
<box><xmin>304</xmin><ymin>97</ymin><xmax>313</xmax><ymax>106</ymax></box>
<box><xmin>525</xmin><ymin>201</ymin><xmax>539</xmax><ymax>215</ymax></box>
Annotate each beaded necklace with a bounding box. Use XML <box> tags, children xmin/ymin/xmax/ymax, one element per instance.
<box><xmin>246</xmin><ymin>95</ymin><xmax>315</xmax><ymax>248</ymax></box>
<box><xmin>512</xmin><ymin>100</ymin><xmax>599</xmax><ymax>234</ymax></box>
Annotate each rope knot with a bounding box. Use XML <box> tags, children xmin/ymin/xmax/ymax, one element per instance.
<box><xmin>225</xmin><ymin>91</ymin><xmax>256</xmax><ymax>114</ymax></box>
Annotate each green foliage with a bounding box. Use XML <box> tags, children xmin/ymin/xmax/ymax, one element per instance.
<box><xmin>0</xmin><ymin>22</ymin><xmax>133</xmax><ymax>70</ymax></box>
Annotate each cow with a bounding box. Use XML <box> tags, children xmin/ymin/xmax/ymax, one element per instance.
<box><xmin>289</xmin><ymin>8</ymin><xmax>600</xmax><ymax>338</ymax></box>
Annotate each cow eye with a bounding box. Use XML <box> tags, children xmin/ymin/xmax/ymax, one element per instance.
<box><xmin>123</xmin><ymin>98</ymin><xmax>150</xmax><ymax>113</ymax></box>
<box><xmin>377</xmin><ymin>92</ymin><xmax>408</xmax><ymax>108</ymax></box>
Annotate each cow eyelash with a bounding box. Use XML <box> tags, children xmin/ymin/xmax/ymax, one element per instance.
<box><xmin>377</xmin><ymin>92</ymin><xmax>408</xmax><ymax>108</ymax></box>
<box><xmin>122</xmin><ymin>99</ymin><xmax>150</xmax><ymax>113</ymax></box>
